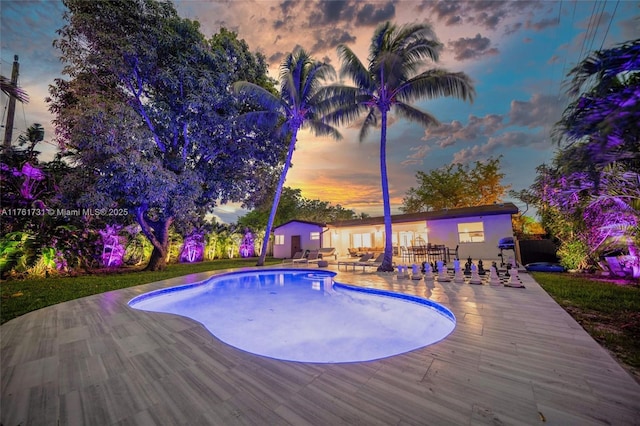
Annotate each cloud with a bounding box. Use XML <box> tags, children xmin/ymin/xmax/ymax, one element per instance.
<box><xmin>451</xmin><ymin>131</ymin><xmax>545</xmax><ymax>164</ymax></box>
<box><xmin>401</xmin><ymin>144</ymin><xmax>433</xmax><ymax>166</ymax></box>
<box><xmin>526</xmin><ymin>17</ymin><xmax>558</xmax><ymax>31</ymax></box>
<box><xmin>421</xmin><ymin>114</ymin><xmax>504</xmax><ymax>147</ymax></box>
<box><xmin>307</xmin><ymin>0</ymin><xmax>358</xmax><ymax>27</ymax></box>
<box><xmin>619</xmin><ymin>16</ymin><xmax>640</xmax><ymax>41</ymax></box>
<box><xmin>356</xmin><ymin>2</ymin><xmax>396</xmax><ymax>26</ymax></box>
<box><xmin>508</xmin><ymin>94</ymin><xmax>563</xmax><ymax>128</ymax></box>
<box><xmin>448</xmin><ymin>33</ymin><xmax>499</xmax><ymax>61</ymax></box>
<box><xmin>408</xmin><ymin>93</ymin><xmax>561</xmax><ymax>167</ymax></box>
<box><xmin>310</xmin><ymin>29</ymin><xmax>357</xmax><ymax>53</ymax></box>
<box><xmin>419</xmin><ymin>0</ymin><xmax>545</xmax><ymax>32</ymax></box>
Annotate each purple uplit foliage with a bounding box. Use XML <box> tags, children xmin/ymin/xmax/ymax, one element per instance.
<box><xmin>99</xmin><ymin>225</ymin><xmax>125</xmax><ymax>267</ymax></box>
<box><xmin>55</xmin><ymin>250</ymin><xmax>68</xmax><ymax>272</ymax></box>
<box><xmin>179</xmin><ymin>232</ymin><xmax>205</xmax><ymax>263</ymax></box>
<box><xmin>239</xmin><ymin>229</ymin><xmax>255</xmax><ymax>258</ymax></box>
<box><xmin>583</xmin><ymin>197</ymin><xmax>638</xmax><ymax>252</ymax></box>
<box><xmin>19</xmin><ymin>163</ymin><xmax>46</xmax><ymax>200</ymax></box>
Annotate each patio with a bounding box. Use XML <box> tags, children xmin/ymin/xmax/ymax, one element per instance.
<box><xmin>2</xmin><ymin>266</ymin><xmax>639</xmax><ymax>425</ymax></box>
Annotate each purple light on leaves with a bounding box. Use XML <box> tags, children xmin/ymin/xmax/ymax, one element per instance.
<box><xmin>239</xmin><ymin>229</ymin><xmax>255</xmax><ymax>258</ymax></box>
<box><xmin>15</xmin><ymin>162</ymin><xmax>45</xmax><ymax>200</ymax></box>
<box><xmin>99</xmin><ymin>225</ymin><xmax>125</xmax><ymax>267</ymax></box>
<box><xmin>180</xmin><ymin>232</ymin><xmax>205</xmax><ymax>263</ymax></box>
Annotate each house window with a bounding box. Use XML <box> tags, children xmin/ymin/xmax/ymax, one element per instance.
<box><xmin>458</xmin><ymin>222</ymin><xmax>485</xmax><ymax>243</ymax></box>
<box><xmin>310</xmin><ymin>231</ymin><xmax>320</xmax><ymax>240</ymax></box>
<box><xmin>275</xmin><ymin>234</ymin><xmax>284</xmax><ymax>245</ymax></box>
<box><xmin>352</xmin><ymin>233</ymin><xmax>372</xmax><ymax>248</ymax></box>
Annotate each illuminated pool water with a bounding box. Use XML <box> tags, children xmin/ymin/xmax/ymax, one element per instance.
<box><xmin>128</xmin><ymin>269</ymin><xmax>456</xmax><ymax>363</ymax></box>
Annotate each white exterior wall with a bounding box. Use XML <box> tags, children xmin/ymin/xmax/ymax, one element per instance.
<box><xmin>273</xmin><ymin>222</ymin><xmax>323</xmax><ymax>259</ymax></box>
<box><xmin>426</xmin><ymin>214</ymin><xmax>514</xmax><ymax>261</ymax></box>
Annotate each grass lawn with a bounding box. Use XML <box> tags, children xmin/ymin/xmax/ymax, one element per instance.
<box><xmin>0</xmin><ymin>257</ymin><xmax>281</xmax><ymax>324</ymax></box>
<box><xmin>533</xmin><ymin>272</ymin><xmax>640</xmax><ymax>380</ymax></box>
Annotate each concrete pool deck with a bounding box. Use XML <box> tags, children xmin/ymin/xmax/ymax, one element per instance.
<box><xmin>2</xmin><ymin>266</ymin><xmax>639</xmax><ymax>425</ymax></box>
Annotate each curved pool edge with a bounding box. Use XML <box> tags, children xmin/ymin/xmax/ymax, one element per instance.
<box><xmin>128</xmin><ymin>267</ymin><xmax>337</xmax><ymax>307</ymax></box>
<box><xmin>332</xmin><ymin>281</ymin><xmax>456</xmax><ymax>323</ymax></box>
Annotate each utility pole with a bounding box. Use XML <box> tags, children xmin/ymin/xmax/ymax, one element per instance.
<box><xmin>3</xmin><ymin>55</ymin><xmax>20</xmax><ymax>149</ymax></box>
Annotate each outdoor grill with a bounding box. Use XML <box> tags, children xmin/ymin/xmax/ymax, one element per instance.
<box><xmin>498</xmin><ymin>237</ymin><xmax>516</xmax><ymax>267</ymax></box>
<box><xmin>498</xmin><ymin>237</ymin><xmax>515</xmax><ymax>250</ymax></box>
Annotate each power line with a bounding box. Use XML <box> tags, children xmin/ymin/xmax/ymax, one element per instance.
<box><xmin>585</xmin><ymin>1</ymin><xmax>608</xmax><ymax>56</ymax></box>
<box><xmin>577</xmin><ymin>0</ymin><xmax>600</xmax><ymax>66</ymax></box>
<box><xmin>599</xmin><ymin>0</ymin><xmax>620</xmax><ymax>51</ymax></box>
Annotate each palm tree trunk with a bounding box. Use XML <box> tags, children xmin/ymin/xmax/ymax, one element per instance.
<box><xmin>256</xmin><ymin>130</ymin><xmax>299</xmax><ymax>266</ymax></box>
<box><xmin>378</xmin><ymin>111</ymin><xmax>395</xmax><ymax>272</ymax></box>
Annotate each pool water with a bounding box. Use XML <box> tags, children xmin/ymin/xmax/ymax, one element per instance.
<box><xmin>129</xmin><ymin>269</ymin><xmax>456</xmax><ymax>363</ymax></box>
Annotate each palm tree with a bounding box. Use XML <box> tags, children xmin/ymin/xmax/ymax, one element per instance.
<box><xmin>322</xmin><ymin>21</ymin><xmax>475</xmax><ymax>271</ymax></box>
<box><xmin>233</xmin><ymin>49</ymin><xmax>341</xmax><ymax>266</ymax></box>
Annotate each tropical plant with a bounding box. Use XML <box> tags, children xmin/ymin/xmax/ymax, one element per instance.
<box><xmin>233</xmin><ymin>48</ymin><xmax>342</xmax><ymax>266</ymax></box>
<box><xmin>557</xmin><ymin>240</ymin><xmax>590</xmax><ymax>271</ymax></box>
<box><xmin>546</xmin><ymin>39</ymin><xmax>640</xmax><ymax>275</ymax></box>
<box><xmin>322</xmin><ymin>21</ymin><xmax>475</xmax><ymax>271</ymax></box>
<box><xmin>0</xmin><ymin>231</ymin><xmax>36</xmax><ymax>278</ymax></box>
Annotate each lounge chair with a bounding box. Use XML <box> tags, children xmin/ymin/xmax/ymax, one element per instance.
<box><xmin>293</xmin><ymin>250</ymin><xmax>320</xmax><ymax>265</ymax></box>
<box><xmin>306</xmin><ymin>250</ymin><xmax>323</xmax><ymax>265</ymax></box>
<box><xmin>358</xmin><ymin>253</ymin><xmax>385</xmax><ymax>271</ymax></box>
<box><xmin>337</xmin><ymin>253</ymin><xmax>373</xmax><ymax>270</ymax></box>
<box><xmin>318</xmin><ymin>247</ymin><xmax>337</xmax><ymax>260</ymax></box>
<box><xmin>283</xmin><ymin>251</ymin><xmax>304</xmax><ymax>264</ymax></box>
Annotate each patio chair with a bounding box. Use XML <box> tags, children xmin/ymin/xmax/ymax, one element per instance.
<box><xmin>447</xmin><ymin>245</ymin><xmax>459</xmax><ymax>262</ymax></box>
<box><xmin>283</xmin><ymin>251</ymin><xmax>304</xmax><ymax>264</ymax></box>
<box><xmin>291</xmin><ymin>252</ymin><xmax>317</xmax><ymax>263</ymax></box>
<box><xmin>400</xmin><ymin>246</ymin><xmax>412</xmax><ymax>263</ymax></box>
<box><xmin>337</xmin><ymin>253</ymin><xmax>373</xmax><ymax>270</ymax></box>
<box><xmin>358</xmin><ymin>253</ymin><xmax>385</xmax><ymax>271</ymax></box>
<box><xmin>306</xmin><ymin>250</ymin><xmax>323</xmax><ymax>265</ymax></box>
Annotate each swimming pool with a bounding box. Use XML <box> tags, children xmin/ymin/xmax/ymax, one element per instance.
<box><xmin>129</xmin><ymin>269</ymin><xmax>456</xmax><ymax>363</ymax></box>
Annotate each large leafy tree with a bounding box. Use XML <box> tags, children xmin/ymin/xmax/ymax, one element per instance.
<box><xmin>237</xmin><ymin>187</ymin><xmax>359</xmax><ymax>232</ymax></box>
<box><xmin>323</xmin><ymin>21</ymin><xmax>475</xmax><ymax>271</ymax></box>
<box><xmin>402</xmin><ymin>156</ymin><xmax>508</xmax><ymax>212</ymax></box>
<box><xmin>50</xmin><ymin>0</ymin><xmax>280</xmax><ymax>270</ymax></box>
<box><xmin>234</xmin><ymin>49</ymin><xmax>341</xmax><ymax>266</ymax></box>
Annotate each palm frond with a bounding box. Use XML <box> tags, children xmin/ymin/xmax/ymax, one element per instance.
<box><xmin>280</xmin><ymin>70</ymin><xmax>299</xmax><ymax>110</ymax></box>
<box><xmin>320</xmin><ymin>88</ymin><xmax>370</xmax><ymax>127</ymax></box>
<box><xmin>401</xmin><ymin>38</ymin><xmax>442</xmax><ymax>71</ymax></box>
<box><xmin>305</xmin><ymin>119</ymin><xmax>343</xmax><ymax>140</ymax></box>
<box><xmin>337</xmin><ymin>45</ymin><xmax>375</xmax><ymax>92</ymax></box>
<box><xmin>235</xmin><ymin>110</ymin><xmax>283</xmax><ymax>129</ymax></box>
<box><xmin>395</xmin><ymin>69</ymin><xmax>475</xmax><ymax>103</ymax></box>
<box><xmin>393</xmin><ymin>102</ymin><xmax>439</xmax><ymax>127</ymax></box>
<box><xmin>566</xmin><ymin>39</ymin><xmax>640</xmax><ymax>97</ymax></box>
<box><xmin>369</xmin><ymin>21</ymin><xmax>394</xmax><ymax>62</ymax></box>
<box><xmin>359</xmin><ymin>108</ymin><xmax>378</xmax><ymax>142</ymax></box>
<box><xmin>232</xmin><ymin>81</ymin><xmax>283</xmax><ymax>111</ymax></box>
<box><xmin>301</xmin><ymin>61</ymin><xmax>336</xmax><ymax>106</ymax></box>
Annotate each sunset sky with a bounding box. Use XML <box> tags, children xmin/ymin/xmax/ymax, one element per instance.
<box><xmin>2</xmin><ymin>1</ymin><xmax>639</xmax><ymax>223</ymax></box>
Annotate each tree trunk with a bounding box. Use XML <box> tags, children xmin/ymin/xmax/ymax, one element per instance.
<box><xmin>377</xmin><ymin>110</ymin><xmax>395</xmax><ymax>272</ymax></box>
<box><xmin>257</xmin><ymin>129</ymin><xmax>299</xmax><ymax>266</ymax></box>
<box><xmin>135</xmin><ymin>206</ymin><xmax>173</xmax><ymax>271</ymax></box>
<box><xmin>146</xmin><ymin>246</ymin><xmax>168</xmax><ymax>271</ymax></box>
